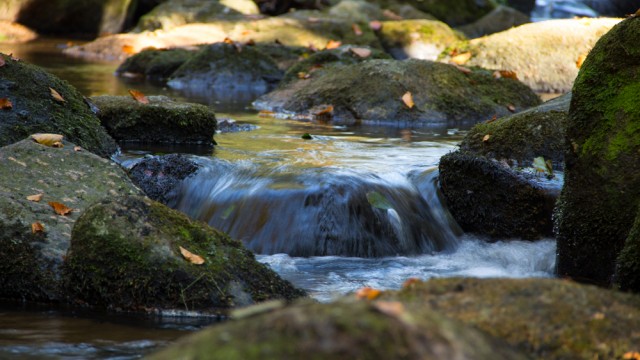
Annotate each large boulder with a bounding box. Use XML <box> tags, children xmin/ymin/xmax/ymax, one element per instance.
<box><xmin>90</xmin><ymin>95</ymin><xmax>217</xmax><ymax>146</ymax></box>
<box><xmin>377</xmin><ymin>19</ymin><xmax>463</xmax><ymax>60</ymax></box>
<box><xmin>0</xmin><ymin>54</ymin><xmax>117</xmax><ymax>158</ymax></box>
<box><xmin>62</xmin><ymin>195</ymin><xmax>305</xmax><ymax>313</ymax></box>
<box><xmin>555</xmin><ymin>16</ymin><xmax>640</xmax><ymax>290</ymax></box>
<box><xmin>0</xmin><ymin>139</ymin><xmax>143</xmax><ymax>303</ymax></box>
<box><xmin>442</xmin><ymin>18</ymin><xmax>621</xmax><ymax>93</ymax></box>
<box><xmin>254</xmin><ymin>58</ymin><xmax>541</xmax><ymax>127</ymax></box>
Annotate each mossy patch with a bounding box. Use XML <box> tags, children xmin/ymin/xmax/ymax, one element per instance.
<box><xmin>115</xmin><ymin>48</ymin><xmax>195</xmax><ymax>80</ymax></box>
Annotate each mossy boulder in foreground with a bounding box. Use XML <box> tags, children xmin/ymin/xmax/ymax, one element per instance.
<box><xmin>63</xmin><ymin>195</ymin><xmax>305</xmax><ymax>313</ymax></box>
<box><xmin>254</xmin><ymin>59</ymin><xmax>541</xmax><ymax>127</ymax></box>
<box><xmin>0</xmin><ymin>139</ymin><xmax>143</xmax><ymax>302</ymax></box>
<box><xmin>555</xmin><ymin>16</ymin><xmax>640</xmax><ymax>291</ymax></box>
<box><xmin>91</xmin><ymin>95</ymin><xmax>217</xmax><ymax>146</ymax></box>
<box><xmin>0</xmin><ymin>53</ymin><xmax>117</xmax><ymax>157</ymax></box>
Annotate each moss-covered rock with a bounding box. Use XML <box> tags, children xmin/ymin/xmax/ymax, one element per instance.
<box><xmin>115</xmin><ymin>48</ymin><xmax>196</xmax><ymax>80</ymax></box>
<box><xmin>0</xmin><ymin>54</ymin><xmax>117</xmax><ymax>157</ymax></box>
<box><xmin>442</xmin><ymin>18</ymin><xmax>621</xmax><ymax>93</ymax></box>
<box><xmin>167</xmin><ymin>42</ymin><xmax>283</xmax><ymax>93</ymax></box>
<box><xmin>128</xmin><ymin>154</ymin><xmax>200</xmax><ymax>206</ymax></box>
<box><xmin>378</xmin><ymin>19</ymin><xmax>463</xmax><ymax>60</ymax></box>
<box><xmin>148</xmin><ymin>297</ymin><xmax>527</xmax><ymax>360</ymax></box>
<box><xmin>62</xmin><ymin>195</ymin><xmax>305</xmax><ymax>313</ymax></box>
<box><xmin>0</xmin><ymin>139</ymin><xmax>143</xmax><ymax>303</ymax></box>
<box><xmin>384</xmin><ymin>278</ymin><xmax>640</xmax><ymax>359</ymax></box>
<box><xmin>555</xmin><ymin>17</ymin><xmax>640</xmax><ymax>290</ymax></box>
<box><xmin>90</xmin><ymin>95</ymin><xmax>217</xmax><ymax>146</ymax></box>
<box><xmin>254</xmin><ymin>58</ymin><xmax>540</xmax><ymax>126</ymax></box>
<box><xmin>457</xmin><ymin>5</ymin><xmax>530</xmax><ymax>39</ymax></box>
<box><xmin>404</xmin><ymin>0</ymin><xmax>496</xmax><ymax>26</ymax></box>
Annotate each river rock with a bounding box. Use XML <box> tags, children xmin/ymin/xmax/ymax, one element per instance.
<box><xmin>442</xmin><ymin>18</ymin><xmax>621</xmax><ymax>93</ymax></box>
<box><xmin>377</xmin><ymin>19</ymin><xmax>463</xmax><ymax>60</ymax></box>
<box><xmin>167</xmin><ymin>42</ymin><xmax>283</xmax><ymax>94</ymax></box>
<box><xmin>0</xmin><ymin>54</ymin><xmax>118</xmax><ymax>158</ymax></box>
<box><xmin>555</xmin><ymin>17</ymin><xmax>640</xmax><ymax>291</ymax></box>
<box><xmin>385</xmin><ymin>277</ymin><xmax>640</xmax><ymax>359</ymax></box>
<box><xmin>254</xmin><ymin>58</ymin><xmax>541</xmax><ymax>127</ymax></box>
<box><xmin>457</xmin><ymin>5</ymin><xmax>530</xmax><ymax>38</ymax></box>
<box><xmin>62</xmin><ymin>195</ymin><xmax>305</xmax><ymax>313</ymax></box>
<box><xmin>0</xmin><ymin>138</ymin><xmax>143</xmax><ymax>303</ymax></box>
<box><xmin>404</xmin><ymin>0</ymin><xmax>496</xmax><ymax>26</ymax></box>
<box><xmin>0</xmin><ymin>20</ymin><xmax>38</xmax><ymax>43</ymax></box>
<box><xmin>128</xmin><ymin>154</ymin><xmax>200</xmax><ymax>206</ymax></box>
<box><xmin>147</xmin><ymin>297</ymin><xmax>528</xmax><ymax>360</ymax></box>
<box><xmin>90</xmin><ymin>95</ymin><xmax>217</xmax><ymax>146</ymax></box>
<box><xmin>115</xmin><ymin>48</ymin><xmax>196</xmax><ymax>80</ymax></box>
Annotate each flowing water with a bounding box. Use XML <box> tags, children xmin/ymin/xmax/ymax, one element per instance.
<box><xmin>0</xmin><ymin>38</ymin><xmax>557</xmax><ymax>359</ymax></box>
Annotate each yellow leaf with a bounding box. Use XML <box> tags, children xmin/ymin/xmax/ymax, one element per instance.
<box><xmin>372</xmin><ymin>301</ymin><xmax>405</xmax><ymax>317</ymax></box>
<box><xmin>483</xmin><ymin>134</ymin><xmax>491</xmax><ymax>142</ymax></box>
<box><xmin>325</xmin><ymin>40</ymin><xmax>342</xmax><ymax>50</ymax></box>
<box><xmin>623</xmin><ymin>352</ymin><xmax>640</xmax><ymax>360</ymax></box>
<box><xmin>349</xmin><ymin>47</ymin><xmax>372</xmax><ymax>58</ymax></box>
<box><xmin>355</xmin><ymin>287</ymin><xmax>381</xmax><ymax>300</ymax></box>
<box><xmin>0</xmin><ymin>98</ymin><xmax>12</xmax><ymax>110</ymax></box>
<box><xmin>352</xmin><ymin>23</ymin><xmax>363</xmax><ymax>36</ymax></box>
<box><xmin>576</xmin><ymin>53</ymin><xmax>587</xmax><ymax>69</ymax></box>
<box><xmin>402</xmin><ymin>91</ymin><xmax>414</xmax><ymax>109</ymax></box>
<box><xmin>48</xmin><ymin>201</ymin><xmax>72</xmax><ymax>216</ymax></box>
<box><xmin>49</xmin><ymin>87</ymin><xmax>65</xmax><ymax>103</ymax></box>
<box><xmin>128</xmin><ymin>89</ymin><xmax>149</xmax><ymax>104</ymax></box>
<box><xmin>450</xmin><ymin>52</ymin><xmax>471</xmax><ymax>65</ymax></box>
<box><xmin>27</xmin><ymin>193</ymin><xmax>43</xmax><ymax>202</ymax></box>
<box><xmin>31</xmin><ymin>222</ymin><xmax>45</xmax><ymax>234</ymax></box>
<box><xmin>297</xmin><ymin>72</ymin><xmax>311</xmax><ymax>79</ymax></box>
<box><xmin>179</xmin><ymin>246</ymin><xmax>205</xmax><ymax>265</ymax></box>
<box><xmin>31</xmin><ymin>133</ymin><xmax>64</xmax><ymax>147</ymax></box>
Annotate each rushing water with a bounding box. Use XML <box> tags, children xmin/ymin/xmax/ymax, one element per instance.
<box><xmin>0</xmin><ymin>37</ymin><xmax>557</xmax><ymax>359</ymax></box>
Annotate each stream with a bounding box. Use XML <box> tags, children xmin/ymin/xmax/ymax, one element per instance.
<box><xmin>0</xmin><ymin>38</ymin><xmax>556</xmax><ymax>359</ymax></box>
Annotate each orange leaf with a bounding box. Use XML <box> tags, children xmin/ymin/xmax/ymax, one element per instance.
<box><xmin>402</xmin><ymin>278</ymin><xmax>421</xmax><ymax>288</ymax></box>
<box><xmin>355</xmin><ymin>287</ymin><xmax>381</xmax><ymax>300</ymax></box>
<box><xmin>128</xmin><ymin>89</ymin><xmax>149</xmax><ymax>104</ymax></box>
<box><xmin>48</xmin><ymin>201</ymin><xmax>72</xmax><ymax>216</ymax></box>
<box><xmin>402</xmin><ymin>91</ymin><xmax>414</xmax><ymax>109</ymax></box>
<box><xmin>369</xmin><ymin>20</ymin><xmax>382</xmax><ymax>31</ymax></box>
<box><xmin>49</xmin><ymin>87</ymin><xmax>65</xmax><ymax>103</ymax></box>
<box><xmin>122</xmin><ymin>44</ymin><xmax>135</xmax><ymax>55</ymax></box>
<box><xmin>623</xmin><ymin>352</ymin><xmax>640</xmax><ymax>360</ymax></box>
<box><xmin>31</xmin><ymin>222</ymin><xmax>45</xmax><ymax>234</ymax></box>
<box><xmin>352</xmin><ymin>23</ymin><xmax>363</xmax><ymax>36</ymax></box>
<box><xmin>350</xmin><ymin>47</ymin><xmax>371</xmax><ymax>58</ymax></box>
<box><xmin>493</xmin><ymin>70</ymin><xmax>518</xmax><ymax>80</ymax></box>
<box><xmin>325</xmin><ymin>40</ymin><xmax>342</xmax><ymax>50</ymax></box>
<box><xmin>52</xmin><ymin>141</ymin><xmax>64</xmax><ymax>148</ymax></box>
<box><xmin>27</xmin><ymin>193</ymin><xmax>43</xmax><ymax>202</ymax></box>
<box><xmin>31</xmin><ymin>133</ymin><xmax>64</xmax><ymax>146</ymax></box>
<box><xmin>258</xmin><ymin>110</ymin><xmax>275</xmax><ymax>117</ymax></box>
<box><xmin>312</xmin><ymin>104</ymin><xmax>333</xmax><ymax>116</ymax></box>
<box><xmin>372</xmin><ymin>301</ymin><xmax>405</xmax><ymax>317</ymax></box>
<box><xmin>576</xmin><ymin>53</ymin><xmax>587</xmax><ymax>69</ymax></box>
<box><xmin>450</xmin><ymin>52</ymin><xmax>471</xmax><ymax>65</ymax></box>
<box><xmin>0</xmin><ymin>98</ymin><xmax>12</xmax><ymax>110</ymax></box>
<box><xmin>179</xmin><ymin>246</ymin><xmax>205</xmax><ymax>265</ymax></box>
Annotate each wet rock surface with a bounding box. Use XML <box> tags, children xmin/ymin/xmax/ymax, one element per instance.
<box><xmin>128</xmin><ymin>154</ymin><xmax>200</xmax><ymax>206</ymax></box>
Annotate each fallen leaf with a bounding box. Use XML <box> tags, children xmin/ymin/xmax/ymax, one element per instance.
<box><xmin>27</xmin><ymin>193</ymin><xmax>43</xmax><ymax>202</ymax></box>
<box><xmin>402</xmin><ymin>91</ymin><xmax>414</xmax><ymax>109</ymax></box>
<box><xmin>297</xmin><ymin>71</ymin><xmax>311</xmax><ymax>79</ymax></box>
<box><xmin>48</xmin><ymin>201</ymin><xmax>72</xmax><ymax>216</ymax></box>
<box><xmin>485</xmin><ymin>114</ymin><xmax>497</xmax><ymax>123</ymax></box>
<box><xmin>493</xmin><ymin>70</ymin><xmax>518</xmax><ymax>80</ymax></box>
<box><xmin>452</xmin><ymin>63</ymin><xmax>472</xmax><ymax>74</ymax></box>
<box><xmin>128</xmin><ymin>89</ymin><xmax>149</xmax><ymax>104</ymax></box>
<box><xmin>258</xmin><ymin>110</ymin><xmax>275</xmax><ymax>117</ymax></box>
<box><xmin>355</xmin><ymin>287</ymin><xmax>381</xmax><ymax>300</ymax></box>
<box><xmin>223</xmin><ymin>37</ymin><xmax>234</xmax><ymax>44</ymax></box>
<box><xmin>122</xmin><ymin>44</ymin><xmax>135</xmax><ymax>54</ymax></box>
<box><xmin>179</xmin><ymin>246</ymin><xmax>205</xmax><ymax>265</ymax></box>
<box><xmin>450</xmin><ymin>52</ymin><xmax>471</xmax><ymax>65</ymax></box>
<box><xmin>576</xmin><ymin>53</ymin><xmax>587</xmax><ymax>69</ymax></box>
<box><xmin>352</xmin><ymin>23</ymin><xmax>363</xmax><ymax>36</ymax></box>
<box><xmin>49</xmin><ymin>87</ymin><xmax>65</xmax><ymax>103</ymax></box>
<box><xmin>307</xmin><ymin>43</ymin><xmax>318</xmax><ymax>52</ymax></box>
<box><xmin>0</xmin><ymin>98</ymin><xmax>12</xmax><ymax>110</ymax></box>
<box><xmin>244</xmin><ymin>39</ymin><xmax>256</xmax><ymax>46</ymax></box>
<box><xmin>483</xmin><ymin>134</ymin><xmax>491</xmax><ymax>142</ymax></box>
<box><xmin>32</xmin><ymin>222</ymin><xmax>45</xmax><ymax>234</ymax></box>
<box><xmin>507</xmin><ymin>104</ymin><xmax>516</xmax><ymax>112</ymax></box>
<box><xmin>350</xmin><ymin>47</ymin><xmax>372</xmax><ymax>58</ymax></box>
<box><xmin>52</xmin><ymin>141</ymin><xmax>64</xmax><ymax>148</ymax></box>
<box><xmin>31</xmin><ymin>133</ymin><xmax>64</xmax><ymax>147</ymax></box>
<box><xmin>372</xmin><ymin>301</ymin><xmax>405</xmax><ymax>317</ymax></box>
<box><xmin>312</xmin><ymin>104</ymin><xmax>333</xmax><ymax>117</ymax></box>
<box><xmin>369</xmin><ymin>20</ymin><xmax>382</xmax><ymax>31</ymax></box>
<box><xmin>402</xmin><ymin>278</ymin><xmax>421</xmax><ymax>288</ymax></box>
<box><xmin>366</xmin><ymin>191</ymin><xmax>393</xmax><ymax>210</ymax></box>
<box><xmin>73</xmin><ymin>146</ymin><xmax>82</xmax><ymax>152</ymax></box>
<box><xmin>592</xmin><ymin>312</ymin><xmax>605</xmax><ymax>320</ymax></box>
<box><xmin>623</xmin><ymin>352</ymin><xmax>640</xmax><ymax>360</ymax></box>
<box><xmin>325</xmin><ymin>40</ymin><xmax>342</xmax><ymax>50</ymax></box>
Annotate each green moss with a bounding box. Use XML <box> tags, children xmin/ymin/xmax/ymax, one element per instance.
<box><xmin>378</xmin><ymin>19</ymin><xmax>463</xmax><ymax>50</ymax></box>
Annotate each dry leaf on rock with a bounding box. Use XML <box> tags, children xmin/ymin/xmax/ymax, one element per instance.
<box><xmin>73</xmin><ymin>146</ymin><xmax>82</xmax><ymax>152</ymax></box>
<box><xmin>122</xmin><ymin>45</ymin><xmax>135</xmax><ymax>55</ymax></box>
<box><xmin>355</xmin><ymin>287</ymin><xmax>381</xmax><ymax>300</ymax></box>
<box><xmin>493</xmin><ymin>70</ymin><xmax>518</xmax><ymax>80</ymax></box>
<box><xmin>0</xmin><ymin>98</ymin><xmax>12</xmax><ymax>110</ymax></box>
<box><xmin>352</xmin><ymin>23</ymin><xmax>363</xmax><ymax>36</ymax></box>
<box><xmin>31</xmin><ymin>133</ymin><xmax>64</xmax><ymax>147</ymax></box>
<box><xmin>507</xmin><ymin>104</ymin><xmax>516</xmax><ymax>112</ymax></box>
<box><xmin>31</xmin><ymin>222</ymin><xmax>45</xmax><ymax>234</ymax></box>
<box><xmin>350</xmin><ymin>47</ymin><xmax>371</xmax><ymax>58</ymax></box>
<box><xmin>402</xmin><ymin>91</ymin><xmax>414</xmax><ymax>109</ymax></box>
<box><xmin>325</xmin><ymin>40</ymin><xmax>342</xmax><ymax>49</ymax></box>
<box><xmin>27</xmin><ymin>193</ymin><xmax>43</xmax><ymax>202</ymax></box>
<box><xmin>48</xmin><ymin>201</ymin><xmax>72</xmax><ymax>216</ymax></box>
<box><xmin>128</xmin><ymin>89</ymin><xmax>149</xmax><ymax>104</ymax></box>
<box><xmin>179</xmin><ymin>246</ymin><xmax>205</xmax><ymax>265</ymax></box>
<box><xmin>483</xmin><ymin>134</ymin><xmax>491</xmax><ymax>142</ymax></box>
<box><xmin>49</xmin><ymin>87</ymin><xmax>65</xmax><ymax>103</ymax></box>
<box><xmin>576</xmin><ymin>53</ymin><xmax>587</xmax><ymax>69</ymax></box>
<box><xmin>450</xmin><ymin>52</ymin><xmax>471</xmax><ymax>65</ymax></box>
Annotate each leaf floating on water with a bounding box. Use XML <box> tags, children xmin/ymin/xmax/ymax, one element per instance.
<box><xmin>366</xmin><ymin>191</ymin><xmax>393</xmax><ymax>210</ymax></box>
<box><xmin>312</xmin><ymin>104</ymin><xmax>333</xmax><ymax>117</ymax></box>
<box><xmin>74</xmin><ymin>146</ymin><xmax>82</xmax><ymax>152</ymax></box>
<box><xmin>355</xmin><ymin>287</ymin><xmax>381</xmax><ymax>300</ymax></box>
<box><xmin>179</xmin><ymin>246</ymin><xmax>205</xmax><ymax>265</ymax></box>
<box><xmin>48</xmin><ymin>201</ymin><xmax>72</xmax><ymax>216</ymax></box>
<box><xmin>450</xmin><ymin>52</ymin><xmax>471</xmax><ymax>65</ymax></box>
<box><xmin>352</xmin><ymin>23</ymin><xmax>363</xmax><ymax>36</ymax></box>
<box><xmin>350</xmin><ymin>47</ymin><xmax>372</xmax><ymax>58</ymax></box>
<box><xmin>49</xmin><ymin>87</ymin><xmax>65</xmax><ymax>103</ymax></box>
<box><xmin>297</xmin><ymin>71</ymin><xmax>311</xmax><ymax>79</ymax></box>
<box><xmin>27</xmin><ymin>193</ymin><xmax>43</xmax><ymax>202</ymax></box>
<box><xmin>31</xmin><ymin>222</ymin><xmax>45</xmax><ymax>234</ymax></box>
<box><xmin>129</xmin><ymin>89</ymin><xmax>149</xmax><ymax>104</ymax></box>
<box><xmin>325</xmin><ymin>40</ymin><xmax>342</xmax><ymax>50</ymax></box>
<box><xmin>0</xmin><ymin>98</ymin><xmax>12</xmax><ymax>110</ymax></box>
<box><xmin>402</xmin><ymin>91</ymin><xmax>414</xmax><ymax>109</ymax></box>
<box><xmin>31</xmin><ymin>133</ymin><xmax>64</xmax><ymax>147</ymax></box>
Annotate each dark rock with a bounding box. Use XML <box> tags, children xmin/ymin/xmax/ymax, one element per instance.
<box><xmin>115</xmin><ymin>48</ymin><xmax>196</xmax><ymax>80</ymax></box>
<box><xmin>506</xmin><ymin>0</ymin><xmax>536</xmax><ymax>14</ymax></box>
<box><xmin>584</xmin><ymin>0</ymin><xmax>638</xmax><ymax>17</ymax></box>
<box><xmin>0</xmin><ymin>54</ymin><xmax>118</xmax><ymax>158</ymax></box>
<box><xmin>90</xmin><ymin>95</ymin><xmax>217</xmax><ymax>146</ymax></box>
<box><xmin>0</xmin><ymin>139</ymin><xmax>143</xmax><ymax>303</ymax></box>
<box><xmin>555</xmin><ymin>17</ymin><xmax>640</xmax><ymax>290</ymax></box>
<box><xmin>457</xmin><ymin>5</ymin><xmax>530</xmax><ymax>38</ymax></box>
<box><xmin>129</xmin><ymin>154</ymin><xmax>200</xmax><ymax>206</ymax></box>
<box><xmin>62</xmin><ymin>195</ymin><xmax>305</xmax><ymax>313</ymax></box>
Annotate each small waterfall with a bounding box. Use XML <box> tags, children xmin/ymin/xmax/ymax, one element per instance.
<box><xmin>174</xmin><ymin>158</ymin><xmax>462</xmax><ymax>257</ymax></box>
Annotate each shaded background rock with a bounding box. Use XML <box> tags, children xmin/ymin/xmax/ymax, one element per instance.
<box><xmin>0</xmin><ymin>139</ymin><xmax>143</xmax><ymax>303</ymax></box>
<box><xmin>0</xmin><ymin>54</ymin><xmax>117</xmax><ymax>158</ymax></box>
<box><xmin>457</xmin><ymin>5</ymin><xmax>530</xmax><ymax>39</ymax></box>
<box><xmin>377</xmin><ymin>19</ymin><xmax>463</xmax><ymax>60</ymax></box>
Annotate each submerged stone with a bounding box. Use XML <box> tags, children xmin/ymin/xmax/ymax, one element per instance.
<box><xmin>62</xmin><ymin>195</ymin><xmax>305</xmax><ymax>313</ymax></box>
